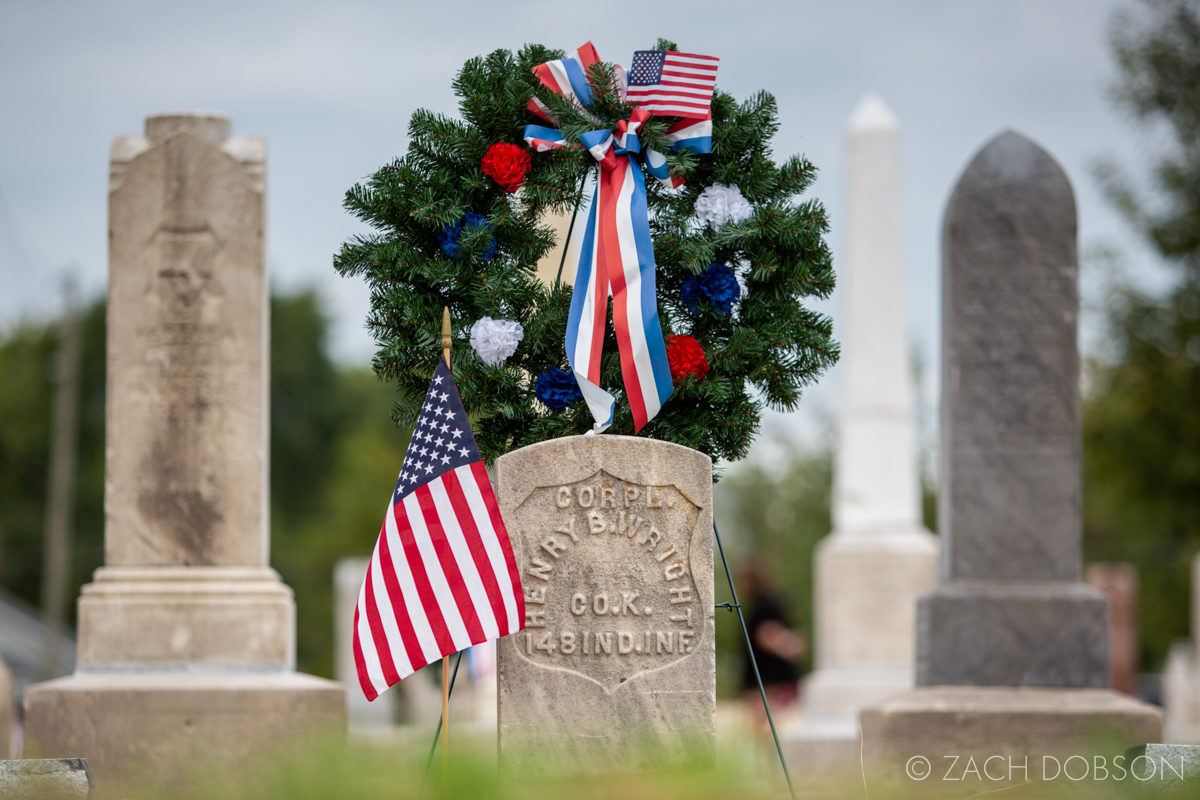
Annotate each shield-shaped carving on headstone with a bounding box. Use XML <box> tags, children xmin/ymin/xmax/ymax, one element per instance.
<box><xmin>508</xmin><ymin>469</ymin><xmax>704</xmax><ymax>693</ymax></box>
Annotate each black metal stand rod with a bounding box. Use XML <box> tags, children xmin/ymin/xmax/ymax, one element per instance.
<box><xmin>713</xmin><ymin>520</ymin><xmax>796</xmax><ymax>800</ymax></box>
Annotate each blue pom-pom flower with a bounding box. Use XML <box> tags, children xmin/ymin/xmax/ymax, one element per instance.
<box><xmin>439</xmin><ymin>213</ymin><xmax>496</xmax><ymax>260</ymax></box>
<box><xmin>702</xmin><ymin>263</ymin><xmax>740</xmax><ymax>315</ymax></box>
<box><xmin>680</xmin><ymin>263</ymin><xmax>741</xmax><ymax>316</ymax></box>
<box><xmin>535</xmin><ymin>367</ymin><xmax>583</xmax><ymax>411</ymax></box>
<box><xmin>681</xmin><ymin>273</ymin><xmax>704</xmax><ymax>314</ymax></box>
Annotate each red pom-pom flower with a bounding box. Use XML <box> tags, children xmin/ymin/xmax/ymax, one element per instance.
<box><xmin>665</xmin><ymin>335</ymin><xmax>710</xmax><ymax>382</ymax></box>
<box><xmin>481</xmin><ymin>142</ymin><xmax>531</xmax><ymax>193</ymax></box>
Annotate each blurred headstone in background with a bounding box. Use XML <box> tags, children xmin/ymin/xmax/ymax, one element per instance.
<box><xmin>24</xmin><ymin>112</ymin><xmax>344</xmax><ymax>788</ymax></box>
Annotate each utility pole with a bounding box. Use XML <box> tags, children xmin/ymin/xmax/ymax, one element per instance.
<box><xmin>41</xmin><ymin>272</ymin><xmax>82</xmax><ymax>680</ymax></box>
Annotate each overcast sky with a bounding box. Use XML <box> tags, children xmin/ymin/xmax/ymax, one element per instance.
<box><xmin>0</xmin><ymin>0</ymin><xmax>1161</xmax><ymax>466</ymax></box>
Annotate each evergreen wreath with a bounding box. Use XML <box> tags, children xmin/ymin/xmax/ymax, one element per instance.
<box><xmin>335</xmin><ymin>39</ymin><xmax>838</xmax><ymax>469</ymax></box>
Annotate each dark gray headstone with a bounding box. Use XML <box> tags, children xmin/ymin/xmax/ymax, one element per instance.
<box><xmin>940</xmin><ymin>130</ymin><xmax>1080</xmax><ymax>581</ymax></box>
<box><xmin>916</xmin><ymin>131</ymin><xmax>1108</xmax><ymax>688</ymax></box>
<box><xmin>0</xmin><ymin>759</ymin><xmax>94</xmax><ymax>799</ymax></box>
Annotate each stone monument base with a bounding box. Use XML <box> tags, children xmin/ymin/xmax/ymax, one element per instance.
<box><xmin>783</xmin><ymin>529</ymin><xmax>937</xmax><ymax>781</ymax></box>
<box><xmin>860</xmin><ymin>686</ymin><xmax>1162</xmax><ymax>781</ymax></box>
<box><xmin>917</xmin><ymin>583</ymin><xmax>1110</xmax><ymax>687</ymax></box>
<box><xmin>24</xmin><ymin>671</ymin><xmax>344</xmax><ymax>789</ymax></box>
<box><xmin>75</xmin><ymin>567</ymin><xmax>295</xmax><ymax>669</ymax></box>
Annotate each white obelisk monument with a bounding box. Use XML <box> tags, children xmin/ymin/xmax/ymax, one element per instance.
<box><xmin>789</xmin><ymin>95</ymin><xmax>938</xmax><ymax>757</ymax></box>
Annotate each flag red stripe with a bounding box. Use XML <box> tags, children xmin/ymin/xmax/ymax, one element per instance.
<box><xmin>352</xmin><ymin>603</ymin><xmax>379</xmax><ymax>701</ymax></box>
<box><xmin>627</xmin><ymin>87</ymin><xmax>714</xmax><ymax>101</ymax></box>
<box><xmin>659</xmin><ymin>71</ymin><xmax>717</xmax><ymax>85</ymax></box>
<box><xmin>362</xmin><ymin>565</ymin><xmax>401</xmax><ymax>687</ymax></box>
<box><xmin>392</xmin><ymin>500</ymin><xmax>457</xmax><ymax>655</ymax></box>
<box><xmin>667</xmin><ymin>51</ymin><xmax>719</xmax><ymax>62</ymax></box>
<box><xmin>416</xmin><ymin>482</ymin><xmax>487</xmax><ymax>644</ymax></box>
<box><xmin>376</xmin><ymin>518</ymin><xmax>427</xmax><ymax>671</ymax></box>
<box><xmin>653</xmin><ymin>76</ymin><xmax>716</xmax><ymax>89</ymax></box>
<box><xmin>470</xmin><ymin>461</ymin><xmax>525</xmax><ymax>623</ymax></box>
<box><xmin>442</xmin><ymin>469</ymin><xmax>509</xmax><ymax>633</ymax></box>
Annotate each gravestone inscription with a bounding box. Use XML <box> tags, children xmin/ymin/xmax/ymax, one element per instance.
<box><xmin>497</xmin><ymin>436</ymin><xmax>714</xmax><ymax>772</ymax></box>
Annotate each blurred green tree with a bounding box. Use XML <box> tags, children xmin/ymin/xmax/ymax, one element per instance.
<box><xmin>712</xmin><ymin>443</ymin><xmax>832</xmax><ymax>697</ymax></box>
<box><xmin>0</xmin><ymin>289</ymin><xmax>404</xmax><ymax>678</ymax></box>
<box><xmin>0</xmin><ymin>299</ymin><xmax>106</xmax><ymax>618</ymax></box>
<box><xmin>1084</xmin><ymin>0</ymin><xmax>1200</xmax><ymax>669</ymax></box>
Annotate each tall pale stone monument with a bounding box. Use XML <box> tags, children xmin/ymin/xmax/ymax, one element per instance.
<box><xmin>791</xmin><ymin>95</ymin><xmax>937</xmax><ymax>754</ymax></box>
<box><xmin>496</xmin><ymin>436</ymin><xmax>714</xmax><ymax>772</ymax></box>
<box><xmin>1164</xmin><ymin>554</ymin><xmax>1200</xmax><ymax>742</ymax></box>
<box><xmin>861</xmin><ymin>131</ymin><xmax>1160</xmax><ymax>770</ymax></box>
<box><xmin>0</xmin><ymin>657</ymin><xmax>12</xmax><ymax>758</ymax></box>
<box><xmin>24</xmin><ymin>113</ymin><xmax>344</xmax><ymax>784</ymax></box>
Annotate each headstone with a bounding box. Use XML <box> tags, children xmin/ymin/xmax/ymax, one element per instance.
<box><xmin>1164</xmin><ymin>552</ymin><xmax>1200</xmax><ymax>742</ymax></box>
<box><xmin>24</xmin><ymin>113</ymin><xmax>344</xmax><ymax>788</ymax></box>
<box><xmin>917</xmin><ymin>130</ymin><xmax>1108</xmax><ymax>687</ymax></box>
<box><xmin>1123</xmin><ymin>743</ymin><xmax>1200</xmax><ymax>783</ymax></box>
<box><xmin>0</xmin><ymin>658</ymin><xmax>12</xmax><ymax>758</ymax></box>
<box><xmin>792</xmin><ymin>95</ymin><xmax>937</xmax><ymax>761</ymax></box>
<box><xmin>496</xmin><ymin>435</ymin><xmax>714</xmax><ymax>773</ymax></box>
<box><xmin>333</xmin><ymin>558</ymin><xmax>443</xmax><ymax>728</ymax></box>
<box><xmin>335</xmin><ymin>559</ymin><xmax>397</xmax><ymax>728</ymax></box>
<box><xmin>1085</xmin><ymin>563</ymin><xmax>1139</xmax><ymax>695</ymax></box>
<box><xmin>0</xmin><ymin>759</ymin><xmax>94</xmax><ymax>799</ymax></box>
<box><xmin>861</xmin><ymin>131</ymin><xmax>1160</xmax><ymax>776</ymax></box>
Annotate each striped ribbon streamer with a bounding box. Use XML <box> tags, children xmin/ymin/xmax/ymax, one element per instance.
<box><xmin>522</xmin><ymin>43</ymin><xmax>714</xmax><ymax>431</ymax></box>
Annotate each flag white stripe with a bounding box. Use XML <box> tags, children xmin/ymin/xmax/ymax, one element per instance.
<box><xmin>658</xmin><ymin>68</ymin><xmax>717</xmax><ymax>81</ymax></box>
<box><xmin>402</xmin><ymin>491</ymin><xmax>473</xmax><ymax>652</ymax></box>
<box><xmin>458</xmin><ymin>465</ymin><xmax>521</xmax><ymax>632</ymax></box>
<box><xmin>627</xmin><ymin>90</ymin><xmax>713</xmax><ymax>102</ymax></box>
<box><xmin>614</xmin><ymin>162</ymin><xmax>662</xmax><ymax>421</ymax></box>
<box><xmin>383</xmin><ymin>501</ymin><xmax>443</xmax><ymax>665</ymax></box>
<box><xmin>355</xmin><ymin>577</ymin><xmax>388</xmax><ymax>694</ymax></box>
<box><xmin>664</xmin><ymin>55</ymin><xmax>719</xmax><ymax>68</ymax></box>
<box><xmin>546</xmin><ymin>61</ymin><xmax>574</xmax><ymax>100</ymax></box>
<box><xmin>369</xmin><ymin>543</ymin><xmax>414</xmax><ymax>679</ymax></box>
<box><xmin>428</xmin><ymin>475</ymin><xmax>500</xmax><ymax>641</ymax></box>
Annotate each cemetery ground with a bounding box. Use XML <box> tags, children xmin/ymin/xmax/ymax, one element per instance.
<box><xmin>83</xmin><ymin>720</ymin><xmax>1200</xmax><ymax>800</ymax></box>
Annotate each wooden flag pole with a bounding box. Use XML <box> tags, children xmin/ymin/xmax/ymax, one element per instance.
<box><xmin>439</xmin><ymin>306</ymin><xmax>452</xmax><ymax>775</ymax></box>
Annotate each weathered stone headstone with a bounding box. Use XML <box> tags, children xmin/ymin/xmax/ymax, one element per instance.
<box><xmin>1123</xmin><ymin>743</ymin><xmax>1200</xmax><ymax>783</ymax></box>
<box><xmin>0</xmin><ymin>759</ymin><xmax>94</xmax><ymax>799</ymax></box>
<box><xmin>496</xmin><ymin>436</ymin><xmax>714</xmax><ymax>772</ymax></box>
<box><xmin>861</xmin><ymin>131</ymin><xmax>1160</xmax><ymax>774</ymax></box>
<box><xmin>24</xmin><ymin>113</ymin><xmax>343</xmax><ymax>787</ymax></box>
<box><xmin>795</xmin><ymin>95</ymin><xmax>937</xmax><ymax>757</ymax></box>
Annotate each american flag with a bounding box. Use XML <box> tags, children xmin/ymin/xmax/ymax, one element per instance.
<box><xmin>625</xmin><ymin>49</ymin><xmax>719</xmax><ymax>119</ymax></box>
<box><xmin>353</xmin><ymin>359</ymin><xmax>524</xmax><ymax>701</ymax></box>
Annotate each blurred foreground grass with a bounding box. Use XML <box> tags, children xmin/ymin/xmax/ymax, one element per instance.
<box><xmin>108</xmin><ymin>727</ymin><xmax>1200</xmax><ymax>800</ymax></box>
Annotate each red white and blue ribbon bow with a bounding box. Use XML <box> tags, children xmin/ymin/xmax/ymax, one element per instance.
<box><xmin>522</xmin><ymin>43</ymin><xmax>716</xmax><ymax>432</ymax></box>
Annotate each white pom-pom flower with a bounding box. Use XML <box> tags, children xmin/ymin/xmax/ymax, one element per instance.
<box><xmin>694</xmin><ymin>183</ymin><xmax>754</xmax><ymax>230</ymax></box>
<box><xmin>470</xmin><ymin>316</ymin><xmax>524</xmax><ymax>366</ymax></box>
